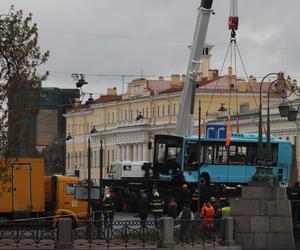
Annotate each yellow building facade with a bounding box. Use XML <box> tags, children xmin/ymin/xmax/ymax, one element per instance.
<box><xmin>65</xmin><ymin>46</ymin><xmax>280</xmax><ymax>183</ymax></box>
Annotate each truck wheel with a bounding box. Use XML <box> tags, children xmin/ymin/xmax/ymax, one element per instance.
<box><xmin>199</xmin><ymin>174</ymin><xmax>210</xmax><ymax>186</ymax></box>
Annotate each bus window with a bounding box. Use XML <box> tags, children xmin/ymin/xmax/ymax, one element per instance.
<box><xmin>156</xmin><ymin>142</ymin><xmax>182</xmax><ymax>174</ymax></box>
<box><xmin>185</xmin><ymin>142</ymin><xmax>199</xmax><ymax>171</ymax></box>
<box><xmin>246</xmin><ymin>146</ymin><xmax>256</xmax><ymax>165</ymax></box>
<box><xmin>229</xmin><ymin>146</ymin><xmax>246</xmax><ymax>164</ymax></box>
<box><xmin>157</xmin><ymin>144</ymin><xmax>166</xmax><ymax>163</ymax></box>
<box><xmin>214</xmin><ymin>146</ymin><xmax>228</xmax><ymax>164</ymax></box>
<box><xmin>204</xmin><ymin>145</ymin><xmax>214</xmax><ymax>164</ymax></box>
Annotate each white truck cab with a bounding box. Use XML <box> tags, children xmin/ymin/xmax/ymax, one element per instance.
<box><xmin>108</xmin><ymin>161</ymin><xmax>149</xmax><ymax>180</ymax></box>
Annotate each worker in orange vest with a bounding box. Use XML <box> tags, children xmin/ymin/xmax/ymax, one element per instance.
<box><xmin>200</xmin><ymin>199</ymin><xmax>215</xmax><ymax>231</ymax></box>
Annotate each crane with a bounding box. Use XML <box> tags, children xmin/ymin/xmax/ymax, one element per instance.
<box><xmin>175</xmin><ymin>0</ymin><xmax>214</xmax><ymax>136</ymax></box>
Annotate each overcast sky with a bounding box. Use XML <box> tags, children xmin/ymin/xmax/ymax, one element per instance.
<box><xmin>1</xmin><ymin>0</ymin><xmax>300</xmax><ymax>97</ymax></box>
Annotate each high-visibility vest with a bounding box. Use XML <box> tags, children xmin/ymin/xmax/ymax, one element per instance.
<box><xmin>150</xmin><ymin>198</ymin><xmax>164</xmax><ymax>213</ymax></box>
<box><xmin>102</xmin><ymin>199</ymin><xmax>115</xmax><ymax>214</ymax></box>
<box><xmin>221</xmin><ymin>206</ymin><xmax>231</xmax><ymax>217</ymax></box>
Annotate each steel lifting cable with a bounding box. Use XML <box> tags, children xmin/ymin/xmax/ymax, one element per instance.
<box><xmin>235</xmin><ymin>43</ymin><xmax>259</xmax><ymax>112</ymax></box>
<box><xmin>205</xmin><ymin>42</ymin><xmax>232</xmax><ymax>117</ymax></box>
<box><xmin>234</xmin><ymin>41</ymin><xmax>240</xmax><ymax>132</ymax></box>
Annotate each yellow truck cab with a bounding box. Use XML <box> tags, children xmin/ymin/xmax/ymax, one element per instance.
<box><xmin>45</xmin><ymin>175</ymin><xmax>88</xmax><ymax>225</ymax></box>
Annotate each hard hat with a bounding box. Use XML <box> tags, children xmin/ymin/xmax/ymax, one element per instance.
<box><xmin>154</xmin><ymin>191</ymin><xmax>159</xmax><ymax>197</ymax></box>
<box><xmin>105</xmin><ymin>193</ymin><xmax>111</xmax><ymax>199</ymax></box>
<box><xmin>182</xmin><ymin>184</ymin><xmax>188</xmax><ymax>189</ymax></box>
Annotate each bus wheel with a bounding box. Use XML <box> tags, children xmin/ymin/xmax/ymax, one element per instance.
<box><xmin>199</xmin><ymin>174</ymin><xmax>210</xmax><ymax>186</ymax></box>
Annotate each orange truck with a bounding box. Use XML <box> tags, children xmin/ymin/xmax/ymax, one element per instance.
<box><xmin>0</xmin><ymin>158</ymin><xmax>87</xmax><ymax>226</ymax></box>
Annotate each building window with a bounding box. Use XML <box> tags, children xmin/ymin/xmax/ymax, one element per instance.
<box><xmin>67</xmin><ymin>153</ymin><xmax>70</xmax><ymax>169</ymax></box>
<box><xmin>146</xmin><ymin>107</ymin><xmax>149</xmax><ymax>118</ymax></box>
<box><xmin>112</xmin><ymin>150</ymin><xmax>115</xmax><ymax>162</ymax></box>
<box><xmin>112</xmin><ymin>112</ymin><xmax>114</xmax><ymax>123</ymax></box>
<box><xmin>142</xmin><ymin>108</ymin><xmax>144</xmax><ymax>116</ymax></box>
<box><xmin>94</xmin><ymin>150</ymin><xmax>97</xmax><ymax>167</ymax></box>
<box><xmin>173</xmin><ymin>104</ymin><xmax>176</xmax><ymax>115</ymax></box>
<box><xmin>87</xmin><ymin>123</ymin><xmax>89</xmax><ymax>133</ymax></box>
<box><xmin>157</xmin><ymin>106</ymin><xmax>160</xmax><ymax>117</ymax></box>
<box><xmin>162</xmin><ymin>105</ymin><xmax>165</xmax><ymax>116</ymax></box>
<box><xmin>136</xmin><ymin>109</ymin><xmax>139</xmax><ymax>117</ymax></box>
<box><xmin>152</xmin><ymin>107</ymin><xmax>155</xmax><ymax>117</ymax></box>
<box><xmin>179</xmin><ymin>103</ymin><xmax>181</xmax><ymax>113</ymax></box>
<box><xmin>130</xmin><ymin>110</ymin><xmax>133</xmax><ymax>120</ymax></box>
<box><xmin>79</xmin><ymin>152</ymin><xmax>81</xmax><ymax>168</ymax></box>
<box><xmin>125</xmin><ymin>110</ymin><xmax>127</xmax><ymax>120</ymax></box>
<box><xmin>167</xmin><ymin>104</ymin><xmax>170</xmax><ymax>116</ymax></box>
<box><xmin>108</xmin><ymin>113</ymin><xmax>110</xmax><ymax>123</ymax></box>
<box><xmin>286</xmin><ymin>136</ymin><xmax>289</xmax><ymax>141</ymax></box>
<box><xmin>107</xmin><ymin>150</ymin><xmax>110</xmax><ymax>169</ymax></box>
<box><xmin>294</xmin><ymin>136</ymin><xmax>297</xmax><ymax>145</ymax></box>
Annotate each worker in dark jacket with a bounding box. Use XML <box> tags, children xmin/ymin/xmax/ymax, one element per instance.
<box><xmin>167</xmin><ymin>198</ymin><xmax>178</xmax><ymax>220</ymax></box>
<box><xmin>138</xmin><ymin>193</ymin><xmax>149</xmax><ymax>227</ymax></box>
<box><xmin>178</xmin><ymin>184</ymin><xmax>192</xmax><ymax>212</ymax></box>
<box><xmin>150</xmin><ymin>191</ymin><xmax>164</xmax><ymax>227</ymax></box>
<box><xmin>102</xmin><ymin>193</ymin><xmax>115</xmax><ymax>226</ymax></box>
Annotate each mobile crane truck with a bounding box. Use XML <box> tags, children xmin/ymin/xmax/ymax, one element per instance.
<box><xmin>0</xmin><ymin>157</ymin><xmax>87</xmax><ymax>227</ymax></box>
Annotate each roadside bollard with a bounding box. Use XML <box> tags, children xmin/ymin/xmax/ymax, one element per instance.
<box><xmin>159</xmin><ymin>217</ymin><xmax>176</xmax><ymax>248</ymax></box>
<box><xmin>55</xmin><ymin>218</ymin><xmax>74</xmax><ymax>249</ymax></box>
<box><xmin>220</xmin><ymin>217</ymin><xmax>236</xmax><ymax>246</ymax></box>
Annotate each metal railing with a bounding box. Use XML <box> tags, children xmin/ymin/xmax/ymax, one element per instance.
<box><xmin>72</xmin><ymin>219</ymin><xmax>159</xmax><ymax>249</ymax></box>
<box><xmin>174</xmin><ymin>218</ymin><xmax>224</xmax><ymax>247</ymax></box>
<box><xmin>0</xmin><ymin>217</ymin><xmax>226</xmax><ymax>249</ymax></box>
<box><xmin>0</xmin><ymin>219</ymin><xmax>56</xmax><ymax>249</ymax></box>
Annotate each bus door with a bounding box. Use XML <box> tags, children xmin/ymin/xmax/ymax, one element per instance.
<box><xmin>184</xmin><ymin>141</ymin><xmax>201</xmax><ymax>182</ymax></box>
<box><xmin>201</xmin><ymin>144</ymin><xmax>228</xmax><ymax>183</ymax></box>
<box><xmin>227</xmin><ymin>145</ymin><xmax>247</xmax><ymax>183</ymax></box>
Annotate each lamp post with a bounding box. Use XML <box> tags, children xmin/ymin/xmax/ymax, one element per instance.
<box><xmin>252</xmin><ymin>72</ymin><xmax>297</xmax><ymax>186</ymax></box>
<box><xmin>87</xmin><ymin>126</ymin><xmax>98</xmax><ymax>239</ymax></box>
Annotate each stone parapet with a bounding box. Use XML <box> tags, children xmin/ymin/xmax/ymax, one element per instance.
<box><xmin>232</xmin><ymin>186</ymin><xmax>295</xmax><ymax>250</ymax></box>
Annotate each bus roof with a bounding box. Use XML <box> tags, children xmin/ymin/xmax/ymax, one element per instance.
<box><xmin>185</xmin><ymin>133</ymin><xmax>288</xmax><ymax>144</ymax></box>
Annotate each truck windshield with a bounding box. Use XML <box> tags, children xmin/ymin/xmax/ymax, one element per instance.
<box><xmin>109</xmin><ymin>165</ymin><xmax>117</xmax><ymax>173</ymax></box>
<box><xmin>65</xmin><ymin>183</ymin><xmax>75</xmax><ymax>195</ymax></box>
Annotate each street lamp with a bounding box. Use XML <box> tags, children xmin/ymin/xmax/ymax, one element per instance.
<box><xmin>87</xmin><ymin>126</ymin><xmax>98</xmax><ymax>239</ymax></box>
<box><xmin>252</xmin><ymin>72</ymin><xmax>297</xmax><ymax>186</ymax></box>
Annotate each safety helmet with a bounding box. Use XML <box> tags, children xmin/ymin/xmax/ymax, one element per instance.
<box><xmin>105</xmin><ymin>193</ymin><xmax>111</xmax><ymax>199</ymax></box>
<box><xmin>154</xmin><ymin>191</ymin><xmax>160</xmax><ymax>197</ymax></box>
<box><xmin>182</xmin><ymin>184</ymin><xmax>188</xmax><ymax>189</ymax></box>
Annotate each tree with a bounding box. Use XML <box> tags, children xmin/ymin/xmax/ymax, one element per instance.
<box><xmin>0</xmin><ymin>6</ymin><xmax>49</xmax><ymax>163</ymax></box>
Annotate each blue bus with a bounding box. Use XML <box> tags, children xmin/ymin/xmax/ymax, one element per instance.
<box><xmin>153</xmin><ymin>133</ymin><xmax>292</xmax><ymax>187</ymax></box>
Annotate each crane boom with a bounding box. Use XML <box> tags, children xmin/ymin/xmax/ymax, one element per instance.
<box><xmin>175</xmin><ymin>0</ymin><xmax>214</xmax><ymax>136</ymax></box>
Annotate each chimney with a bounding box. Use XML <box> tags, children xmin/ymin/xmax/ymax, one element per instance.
<box><xmin>197</xmin><ymin>72</ymin><xmax>204</xmax><ymax>81</ymax></box>
<box><xmin>228</xmin><ymin>66</ymin><xmax>233</xmax><ymax>79</ymax></box>
<box><xmin>213</xmin><ymin>69</ymin><xmax>219</xmax><ymax>79</ymax></box>
<box><xmin>237</xmin><ymin>80</ymin><xmax>247</xmax><ymax>92</ymax></box>
<box><xmin>181</xmin><ymin>74</ymin><xmax>186</xmax><ymax>83</ymax></box>
<box><xmin>171</xmin><ymin>74</ymin><xmax>181</xmax><ymax>88</ymax></box>
<box><xmin>107</xmin><ymin>87</ymin><xmax>117</xmax><ymax>96</ymax></box>
<box><xmin>248</xmin><ymin>75</ymin><xmax>256</xmax><ymax>87</ymax></box>
<box><xmin>208</xmin><ymin>69</ymin><xmax>213</xmax><ymax>80</ymax></box>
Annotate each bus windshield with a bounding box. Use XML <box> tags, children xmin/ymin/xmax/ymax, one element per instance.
<box><xmin>153</xmin><ymin>135</ymin><xmax>183</xmax><ymax>176</ymax></box>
